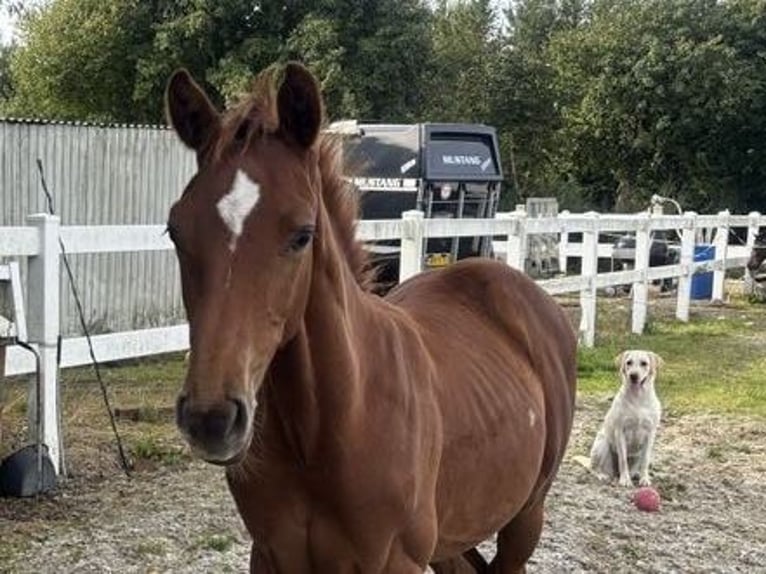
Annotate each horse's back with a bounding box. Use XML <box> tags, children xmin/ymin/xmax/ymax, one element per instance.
<box><xmin>386</xmin><ymin>257</ymin><xmax>576</xmax><ymax>389</ymax></box>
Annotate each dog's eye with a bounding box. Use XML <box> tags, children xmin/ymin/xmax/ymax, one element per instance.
<box><xmin>626</xmin><ymin>360</ymin><xmax>633</xmax><ymax>366</ymax></box>
<box><xmin>640</xmin><ymin>360</ymin><xmax>648</xmax><ymax>367</ymax></box>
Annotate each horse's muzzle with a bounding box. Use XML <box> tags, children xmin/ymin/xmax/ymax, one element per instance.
<box><xmin>176</xmin><ymin>395</ymin><xmax>251</xmax><ymax>464</ymax></box>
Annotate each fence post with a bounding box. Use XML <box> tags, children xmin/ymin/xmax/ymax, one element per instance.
<box><xmin>631</xmin><ymin>211</ymin><xmax>651</xmax><ymax>334</ymax></box>
<box><xmin>25</xmin><ymin>213</ymin><xmax>62</xmax><ymax>475</ymax></box>
<box><xmin>500</xmin><ymin>206</ymin><xmax>527</xmax><ymax>272</ymax></box>
<box><xmin>558</xmin><ymin>209</ymin><xmax>570</xmax><ymax>274</ymax></box>
<box><xmin>494</xmin><ymin>211</ymin><xmax>512</xmax><ymax>266</ymax></box>
<box><xmin>745</xmin><ymin>211</ymin><xmax>761</xmax><ymax>250</ymax></box>
<box><xmin>579</xmin><ymin>212</ymin><xmax>599</xmax><ymax>347</ymax></box>
<box><xmin>676</xmin><ymin>211</ymin><xmax>697</xmax><ymax>322</ymax></box>
<box><xmin>712</xmin><ymin>209</ymin><xmax>730</xmax><ymax>302</ymax></box>
<box><xmin>399</xmin><ymin>210</ymin><xmax>425</xmax><ymax>283</ymax></box>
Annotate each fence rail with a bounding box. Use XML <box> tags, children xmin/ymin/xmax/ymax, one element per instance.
<box><xmin>1</xmin><ymin>208</ymin><xmax>765</xmax><ymax>475</ymax></box>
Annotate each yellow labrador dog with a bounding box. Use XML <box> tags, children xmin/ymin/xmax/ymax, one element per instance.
<box><xmin>589</xmin><ymin>350</ymin><xmax>663</xmax><ymax>487</ymax></box>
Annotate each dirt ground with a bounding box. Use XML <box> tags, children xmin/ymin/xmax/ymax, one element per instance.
<box><xmin>1</xmin><ymin>396</ymin><xmax>764</xmax><ymax>573</ymax></box>
<box><xmin>1</xmin><ymin>293</ymin><xmax>766</xmax><ymax>573</ymax></box>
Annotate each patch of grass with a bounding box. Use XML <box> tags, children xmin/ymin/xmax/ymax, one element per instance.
<box><xmin>0</xmin><ymin>532</ymin><xmax>31</xmax><ymax>566</ymax></box>
<box><xmin>577</xmin><ymin>301</ymin><xmax>766</xmax><ymax>416</ymax></box>
<box><xmin>731</xmin><ymin>442</ymin><xmax>753</xmax><ymax>455</ymax></box>
<box><xmin>135</xmin><ymin>538</ymin><xmax>167</xmax><ymax>557</ymax></box>
<box><xmin>194</xmin><ymin>532</ymin><xmax>237</xmax><ymax>553</ymax></box>
<box><xmin>651</xmin><ymin>472</ymin><xmax>688</xmax><ymax>502</ymax></box>
<box><xmin>705</xmin><ymin>444</ymin><xmax>726</xmax><ymax>462</ymax></box>
<box><xmin>131</xmin><ymin>435</ymin><xmax>188</xmax><ymax>467</ymax></box>
<box><xmin>619</xmin><ymin>542</ymin><xmax>643</xmax><ymax>562</ymax></box>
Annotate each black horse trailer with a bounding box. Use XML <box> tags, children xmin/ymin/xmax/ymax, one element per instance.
<box><xmin>330</xmin><ymin>121</ymin><xmax>504</xmax><ymax>286</ymax></box>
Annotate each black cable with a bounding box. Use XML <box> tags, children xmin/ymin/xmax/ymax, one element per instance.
<box><xmin>14</xmin><ymin>339</ymin><xmax>43</xmax><ymax>496</ymax></box>
<box><xmin>35</xmin><ymin>159</ymin><xmax>132</xmax><ymax>476</ymax></box>
<box><xmin>56</xmin><ymin>334</ymin><xmax>67</xmax><ymax>478</ymax></box>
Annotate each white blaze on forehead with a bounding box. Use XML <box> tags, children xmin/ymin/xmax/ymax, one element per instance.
<box><xmin>216</xmin><ymin>170</ymin><xmax>261</xmax><ymax>251</ymax></box>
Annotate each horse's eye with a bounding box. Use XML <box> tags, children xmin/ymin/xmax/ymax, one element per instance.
<box><xmin>288</xmin><ymin>226</ymin><xmax>315</xmax><ymax>252</ymax></box>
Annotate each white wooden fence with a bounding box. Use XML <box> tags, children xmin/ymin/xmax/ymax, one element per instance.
<box><xmin>1</xmin><ymin>208</ymin><xmax>764</xmax><ymax>474</ymax></box>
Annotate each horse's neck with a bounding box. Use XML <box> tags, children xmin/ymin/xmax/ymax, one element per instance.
<box><xmin>265</xmin><ymin>204</ymin><xmax>374</xmax><ymax>464</ymax></box>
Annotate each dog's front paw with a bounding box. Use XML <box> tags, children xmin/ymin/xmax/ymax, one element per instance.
<box><xmin>618</xmin><ymin>475</ymin><xmax>633</xmax><ymax>488</ymax></box>
<box><xmin>638</xmin><ymin>475</ymin><xmax>652</xmax><ymax>487</ymax></box>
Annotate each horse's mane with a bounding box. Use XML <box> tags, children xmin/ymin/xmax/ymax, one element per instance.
<box><xmin>215</xmin><ymin>64</ymin><xmax>376</xmax><ymax>291</ymax></box>
<box><xmin>315</xmin><ymin>133</ymin><xmax>377</xmax><ymax>290</ymax></box>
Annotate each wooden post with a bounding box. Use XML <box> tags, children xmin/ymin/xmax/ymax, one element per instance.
<box><xmin>631</xmin><ymin>212</ymin><xmax>651</xmax><ymax>334</ymax></box>
<box><xmin>745</xmin><ymin>211</ymin><xmax>761</xmax><ymax>250</ymax></box>
<box><xmin>559</xmin><ymin>210</ymin><xmax>570</xmax><ymax>274</ymax></box>
<box><xmin>499</xmin><ymin>207</ymin><xmax>527</xmax><ymax>272</ymax></box>
<box><xmin>26</xmin><ymin>213</ymin><xmax>62</xmax><ymax>474</ymax></box>
<box><xmin>579</xmin><ymin>212</ymin><xmax>599</xmax><ymax>347</ymax></box>
<box><xmin>399</xmin><ymin>210</ymin><xmax>425</xmax><ymax>283</ymax></box>
<box><xmin>712</xmin><ymin>210</ymin><xmax>729</xmax><ymax>302</ymax></box>
<box><xmin>676</xmin><ymin>211</ymin><xmax>697</xmax><ymax>322</ymax></box>
<box><xmin>494</xmin><ymin>212</ymin><xmax>512</xmax><ymax>266</ymax></box>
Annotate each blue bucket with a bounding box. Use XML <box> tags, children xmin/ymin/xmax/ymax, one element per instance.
<box><xmin>691</xmin><ymin>244</ymin><xmax>715</xmax><ymax>300</ymax></box>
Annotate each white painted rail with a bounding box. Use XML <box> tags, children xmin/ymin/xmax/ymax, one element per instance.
<box><xmin>1</xmin><ymin>208</ymin><xmax>765</xmax><ymax>475</ymax></box>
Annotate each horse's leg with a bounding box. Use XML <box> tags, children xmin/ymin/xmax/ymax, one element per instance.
<box><xmin>489</xmin><ymin>502</ymin><xmax>544</xmax><ymax>574</ymax></box>
<box><xmin>463</xmin><ymin>548</ymin><xmax>490</xmax><ymax>572</ymax></box>
<box><xmin>430</xmin><ymin>548</ymin><xmax>489</xmax><ymax>574</ymax></box>
<box><xmin>249</xmin><ymin>544</ymin><xmax>276</xmax><ymax>574</ymax></box>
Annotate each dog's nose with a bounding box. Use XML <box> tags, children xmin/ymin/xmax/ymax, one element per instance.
<box><xmin>629</xmin><ymin>372</ymin><xmax>640</xmax><ymax>384</ymax></box>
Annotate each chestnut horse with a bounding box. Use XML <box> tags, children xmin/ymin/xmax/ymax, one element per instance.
<box><xmin>165</xmin><ymin>62</ymin><xmax>577</xmax><ymax>573</ymax></box>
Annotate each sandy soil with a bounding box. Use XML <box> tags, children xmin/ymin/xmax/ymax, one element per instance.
<box><xmin>2</xmin><ymin>395</ymin><xmax>764</xmax><ymax>574</ymax></box>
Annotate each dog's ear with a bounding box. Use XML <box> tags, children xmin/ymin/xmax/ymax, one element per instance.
<box><xmin>650</xmin><ymin>352</ymin><xmax>664</xmax><ymax>372</ymax></box>
<box><xmin>614</xmin><ymin>351</ymin><xmax>626</xmax><ymax>370</ymax></box>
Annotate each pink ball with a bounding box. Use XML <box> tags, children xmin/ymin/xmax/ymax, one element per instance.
<box><xmin>633</xmin><ymin>486</ymin><xmax>661</xmax><ymax>512</ymax></box>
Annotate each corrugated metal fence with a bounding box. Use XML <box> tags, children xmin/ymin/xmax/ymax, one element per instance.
<box><xmin>1</xmin><ymin>119</ymin><xmax>196</xmax><ymax>335</ymax></box>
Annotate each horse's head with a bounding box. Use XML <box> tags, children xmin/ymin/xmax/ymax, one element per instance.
<box><xmin>747</xmin><ymin>230</ymin><xmax>766</xmax><ymax>276</ymax></box>
<box><xmin>165</xmin><ymin>62</ymin><xmax>324</xmax><ymax>464</ymax></box>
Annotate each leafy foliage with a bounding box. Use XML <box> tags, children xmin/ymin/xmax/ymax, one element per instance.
<box><xmin>1</xmin><ymin>0</ymin><xmax>765</xmax><ymax>212</ymax></box>
<box><xmin>546</xmin><ymin>0</ymin><xmax>766</xmax><ymax>212</ymax></box>
<box><xmin>423</xmin><ymin>0</ymin><xmax>498</xmax><ymax>123</ymax></box>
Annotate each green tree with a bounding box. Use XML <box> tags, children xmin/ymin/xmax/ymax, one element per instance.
<box><xmin>547</xmin><ymin>0</ymin><xmax>766</xmax><ymax>212</ymax></box>
<box><xmin>311</xmin><ymin>0</ymin><xmax>433</xmax><ymax>121</ymax></box>
<box><xmin>488</xmin><ymin>0</ymin><xmax>585</xmax><ymax>203</ymax></box>
<box><xmin>133</xmin><ymin>0</ymin><xmax>319</xmax><ymax>115</ymax></box>
<box><xmin>422</xmin><ymin>0</ymin><xmax>499</xmax><ymax>123</ymax></box>
<box><xmin>7</xmin><ymin>0</ymin><xmax>152</xmax><ymax>121</ymax></box>
<box><xmin>0</xmin><ymin>45</ymin><xmax>14</xmax><ymax>103</ymax></box>
<box><xmin>6</xmin><ymin>0</ymin><xmax>433</xmax><ymax>124</ymax></box>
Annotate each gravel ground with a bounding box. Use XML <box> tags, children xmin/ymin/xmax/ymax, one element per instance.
<box><xmin>2</xmin><ymin>395</ymin><xmax>765</xmax><ymax>574</ymax></box>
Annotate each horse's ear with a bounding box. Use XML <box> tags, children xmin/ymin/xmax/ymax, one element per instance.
<box><xmin>277</xmin><ymin>62</ymin><xmax>323</xmax><ymax>149</ymax></box>
<box><xmin>165</xmin><ymin>68</ymin><xmax>219</xmax><ymax>153</ymax></box>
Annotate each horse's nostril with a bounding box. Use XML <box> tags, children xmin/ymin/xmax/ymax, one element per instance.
<box><xmin>232</xmin><ymin>398</ymin><xmax>248</xmax><ymax>435</ymax></box>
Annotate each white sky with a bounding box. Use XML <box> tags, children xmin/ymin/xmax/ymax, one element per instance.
<box><xmin>0</xmin><ymin>0</ymin><xmax>48</xmax><ymax>46</ymax></box>
<box><xmin>0</xmin><ymin>11</ymin><xmax>18</xmax><ymax>45</ymax></box>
